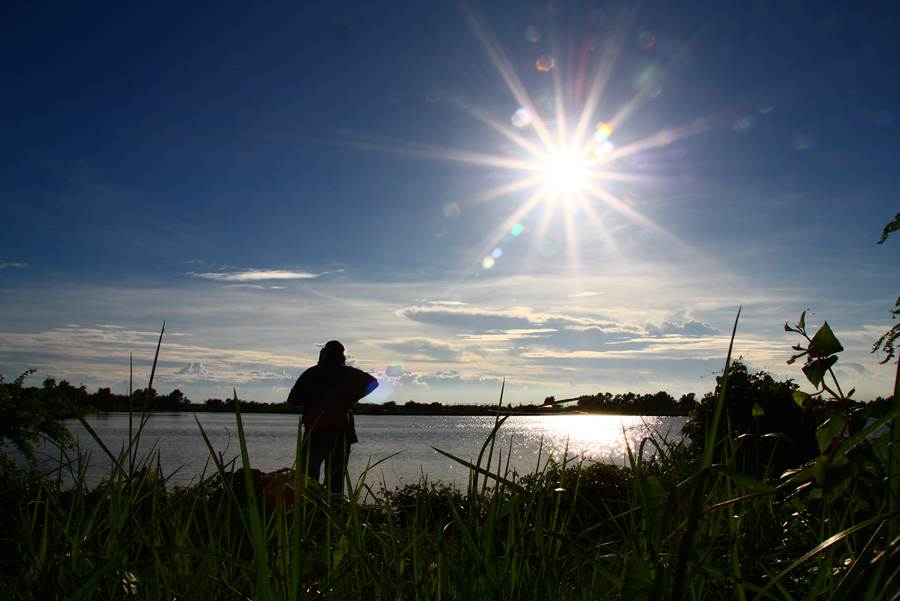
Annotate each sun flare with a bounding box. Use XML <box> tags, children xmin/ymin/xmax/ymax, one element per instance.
<box><xmin>538</xmin><ymin>146</ymin><xmax>594</xmax><ymax>208</ymax></box>
<box><xmin>318</xmin><ymin>3</ymin><xmax>721</xmax><ymax>276</ymax></box>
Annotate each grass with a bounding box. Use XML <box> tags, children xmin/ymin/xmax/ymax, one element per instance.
<box><xmin>2</xmin><ymin>321</ymin><xmax>900</xmax><ymax>599</ymax></box>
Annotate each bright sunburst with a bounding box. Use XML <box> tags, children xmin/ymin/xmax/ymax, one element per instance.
<box><xmin>310</xmin><ymin>3</ymin><xmax>723</xmax><ymax>276</ymax></box>
<box><xmin>538</xmin><ymin>146</ymin><xmax>593</xmax><ymax>210</ymax></box>
<box><xmin>437</xmin><ymin>2</ymin><xmax>730</xmax><ymax>277</ymax></box>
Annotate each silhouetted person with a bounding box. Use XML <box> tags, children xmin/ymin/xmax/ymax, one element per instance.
<box><xmin>287</xmin><ymin>340</ymin><xmax>378</xmax><ymax>495</ymax></box>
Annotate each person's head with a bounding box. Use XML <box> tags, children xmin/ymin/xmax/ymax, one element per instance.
<box><xmin>318</xmin><ymin>340</ymin><xmax>346</xmax><ymax>366</ymax></box>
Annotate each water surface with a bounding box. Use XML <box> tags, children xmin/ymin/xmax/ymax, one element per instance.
<box><xmin>42</xmin><ymin>413</ymin><xmax>686</xmax><ymax>492</ymax></box>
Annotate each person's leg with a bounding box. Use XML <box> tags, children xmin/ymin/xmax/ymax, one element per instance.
<box><xmin>324</xmin><ymin>431</ymin><xmax>350</xmax><ymax>496</ymax></box>
<box><xmin>300</xmin><ymin>429</ymin><xmax>327</xmax><ymax>483</ymax></box>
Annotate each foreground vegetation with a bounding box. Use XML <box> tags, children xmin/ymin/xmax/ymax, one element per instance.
<box><xmin>1</xmin><ymin>311</ymin><xmax>899</xmax><ymax>600</ymax></box>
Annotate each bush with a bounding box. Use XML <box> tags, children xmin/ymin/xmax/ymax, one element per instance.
<box><xmin>682</xmin><ymin>360</ymin><xmax>819</xmax><ymax>477</ymax></box>
<box><xmin>0</xmin><ymin>371</ymin><xmax>89</xmax><ymax>477</ymax></box>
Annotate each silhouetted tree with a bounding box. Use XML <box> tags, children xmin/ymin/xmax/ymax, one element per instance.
<box><xmin>683</xmin><ymin>361</ymin><xmax>819</xmax><ymax>477</ymax></box>
<box><xmin>1</xmin><ymin>371</ymin><xmax>91</xmax><ymax>475</ymax></box>
<box><xmin>678</xmin><ymin>393</ymin><xmax>696</xmax><ymax>413</ymax></box>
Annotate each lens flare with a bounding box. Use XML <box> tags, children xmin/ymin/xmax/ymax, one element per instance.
<box><xmin>592</xmin><ymin>140</ymin><xmax>614</xmax><ymax>160</ymax></box>
<box><xmin>512</xmin><ymin>108</ymin><xmax>532</xmax><ymax>128</ymax></box>
<box><xmin>595</xmin><ymin>122</ymin><xmax>613</xmax><ymax>140</ymax></box>
<box><xmin>385</xmin><ymin>363</ymin><xmax>403</xmax><ymax>377</ymax></box>
<box><xmin>638</xmin><ymin>29</ymin><xmax>656</xmax><ymax>49</ymax></box>
<box><xmin>790</xmin><ymin>134</ymin><xmax>815</xmax><ymax>150</ymax></box>
<box><xmin>536</xmin><ymin>54</ymin><xmax>555</xmax><ymax>71</ymax></box>
<box><xmin>444</xmin><ymin>203</ymin><xmax>461</xmax><ymax>221</ymax></box>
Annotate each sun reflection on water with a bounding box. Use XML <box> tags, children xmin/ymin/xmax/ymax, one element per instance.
<box><xmin>505</xmin><ymin>414</ymin><xmax>686</xmax><ymax>464</ymax></box>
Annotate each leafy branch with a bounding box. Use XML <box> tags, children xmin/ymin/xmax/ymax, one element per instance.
<box><xmin>872</xmin><ymin>212</ymin><xmax>900</xmax><ymax>364</ymax></box>
<box><xmin>785</xmin><ymin>310</ymin><xmax>851</xmax><ymax>405</ymax></box>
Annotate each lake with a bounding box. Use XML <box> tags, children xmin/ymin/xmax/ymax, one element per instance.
<box><xmin>38</xmin><ymin>413</ymin><xmax>688</xmax><ymax>493</ymax></box>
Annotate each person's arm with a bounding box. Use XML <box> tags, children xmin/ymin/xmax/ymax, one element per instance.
<box><xmin>342</xmin><ymin>368</ymin><xmax>378</xmax><ymax>408</ymax></box>
<box><xmin>363</xmin><ymin>373</ymin><xmax>378</xmax><ymax>397</ymax></box>
<box><xmin>286</xmin><ymin>369</ymin><xmax>314</xmax><ymax>408</ymax></box>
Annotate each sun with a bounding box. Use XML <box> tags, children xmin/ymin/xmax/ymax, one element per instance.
<box><xmin>538</xmin><ymin>145</ymin><xmax>594</xmax><ymax>209</ymax></box>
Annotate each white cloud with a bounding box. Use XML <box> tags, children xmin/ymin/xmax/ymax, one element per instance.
<box><xmin>569</xmin><ymin>291</ymin><xmax>601</xmax><ymax>297</ymax></box>
<box><xmin>188</xmin><ymin>269</ymin><xmax>321</xmax><ymax>282</ymax></box>
<box><xmin>175</xmin><ymin>362</ymin><xmax>209</xmax><ymax>376</ymax></box>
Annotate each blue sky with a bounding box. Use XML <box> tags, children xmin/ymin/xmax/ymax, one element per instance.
<box><xmin>2</xmin><ymin>0</ymin><xmax>898</xmax><ymax>406</ymax></box>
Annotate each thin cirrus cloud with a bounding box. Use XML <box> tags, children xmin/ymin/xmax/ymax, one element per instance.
<box><xmin>569</xmin><ymin>291</ymin><xmax>602</xmax><ymax>297</ymax></box>
<box><xmin>187</xmin><ymin>269</ymin><xmax>322</xmax><ymax>282</ymax></box>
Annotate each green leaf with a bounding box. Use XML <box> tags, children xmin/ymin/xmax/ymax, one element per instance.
<box><xmin>751</xmin><ymin>402</ymin><xmax>765</xmax><ymax>418</ymax></box>
<box><xmin>644</xmin><ymin>476</ymin><xmax>670</xmax><ymax>551</ymax></box>
<box><xmin>622</xmin><ymin>557</ymin><xmax>654</xmax><ymax>601</ymax></box>
<box><xmin>803</xmin><ymin>356</ymin><xmax>838</xmax><ymax>388</ymax></box>
<box><xmin>812</xmin><ymin>454</ymin><xmax>852</xmax><ymax>501</ymax></box>
<box><xmin>793</xmin><ymin>390</ymin><xmax>811</xmax><ymax>408</ymax></box>
<box><xmin>877</xmin><ymin>211</ymin><xmax>900</xmax><ymax>244</ymax></box>
<box><xmin>714</xmin><ymin>465</ymin><xmax>777</xmax><ymax>495</ymax></box>
<box><xmin>780</xmin><ymin>403</ymin><xmax>900</xmax><ymax>492</ymax></box>
<box><xmin>813</xmin><ymin>455</ymin><xmax>829</xmax><ymax>486</ymax></box>
<box><xmin>799</xmin><ymin>310</ymin><xmax>806</xmax><ymax>330</ymax></box>
<box><xmin>821</xmin><ymin>456</ymin><xmax>853</xmax><ymax>504</ymax></box>
<box><xmin>810</xmin><ymin>322</ymin><xmax>844</xmax><ymax>357</ymax></box>
<box><xmin>816</xmin><ymin>416</ymin><xmax>845</xmax><ymax>454</ymax></box>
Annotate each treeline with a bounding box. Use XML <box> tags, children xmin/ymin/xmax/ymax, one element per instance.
<box><xmin>10</xmin><ymin>377</ymin><xmax>699</xmax><ymax>416</ymax></box>
<box><xmin>12</xmin><ymin>375</ymin><xmax>895</xmax><ymax>418</ymax></box>
<box><xmin>571</xmin><ymin>391</ymin><xmax>697</xmax><ymax>416</ymax></box>
<box><xmin>353</xmin><ymin>400</ymin><xmax>563</xmax><ymax>415</ymax></box>
<box><xmin>16</xmin><ymin>378</ymin><xmax>698</xmax><ymax>416</ymax></box>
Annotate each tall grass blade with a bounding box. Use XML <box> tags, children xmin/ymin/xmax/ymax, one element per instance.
<box><xmin>65</xmin><ymin>398</ymin><xmax>129</xmax><ymax>480</ymax></box>
<box><xmin>145</xmin><ymin>321</ymin><xmax>165</xmax><ymax>399</ymax></box>
<box><xmin>471</xmin><ymin>379</ymin><xmax>506</xmax><ymax>493</ymax></box>
<box><xmin>888</xmin><ymin>358</ymin><xmax>900</xmax><ymax>543</ymax></box>
<box><xmin>303</xmin><ymin>491</ymin><xmax>394</xmax><ymax>600</ymax></box>
<box><xmin>233</xmin><ymin>392</ymin><xmax>276</xmax><ymax>601</ymax></box>
<box><xmin>432</xmin><ymin>446</ymin><xmax>523</xmax><ymax>492</ymax></box>
<box><xmin>131</xmin><ymin>322</ymin><xmax>165</xmax><ymax>465</ymax></box>
<box><xmin>129</xmin><ymin>352</ymin><xmax>134</xmax><ymax>474</ymax></box>
<box><xmin>193</xmin><ymin>414</ymin><xmax>243</xmax><ymax>515</ymax></box>
<box><xmin>291</xmin><ymin>412</ymin><xmax>305</xmax><ymax>601</ymax></box>
<box><xmin>154</xmin><ymin>546</ymin><xmax>255</xmax><ymax>571</ymax></box>
<box><xmin>671</xmin><ymin>306</ymin><xmax>741</xmax><ymax>601</ymax></box>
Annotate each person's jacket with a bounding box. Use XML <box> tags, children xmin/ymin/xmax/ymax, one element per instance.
<box><xmin>287</xmin><ymin>365</ymin><xmax>377</xmax><ymax>438</ymax></box>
